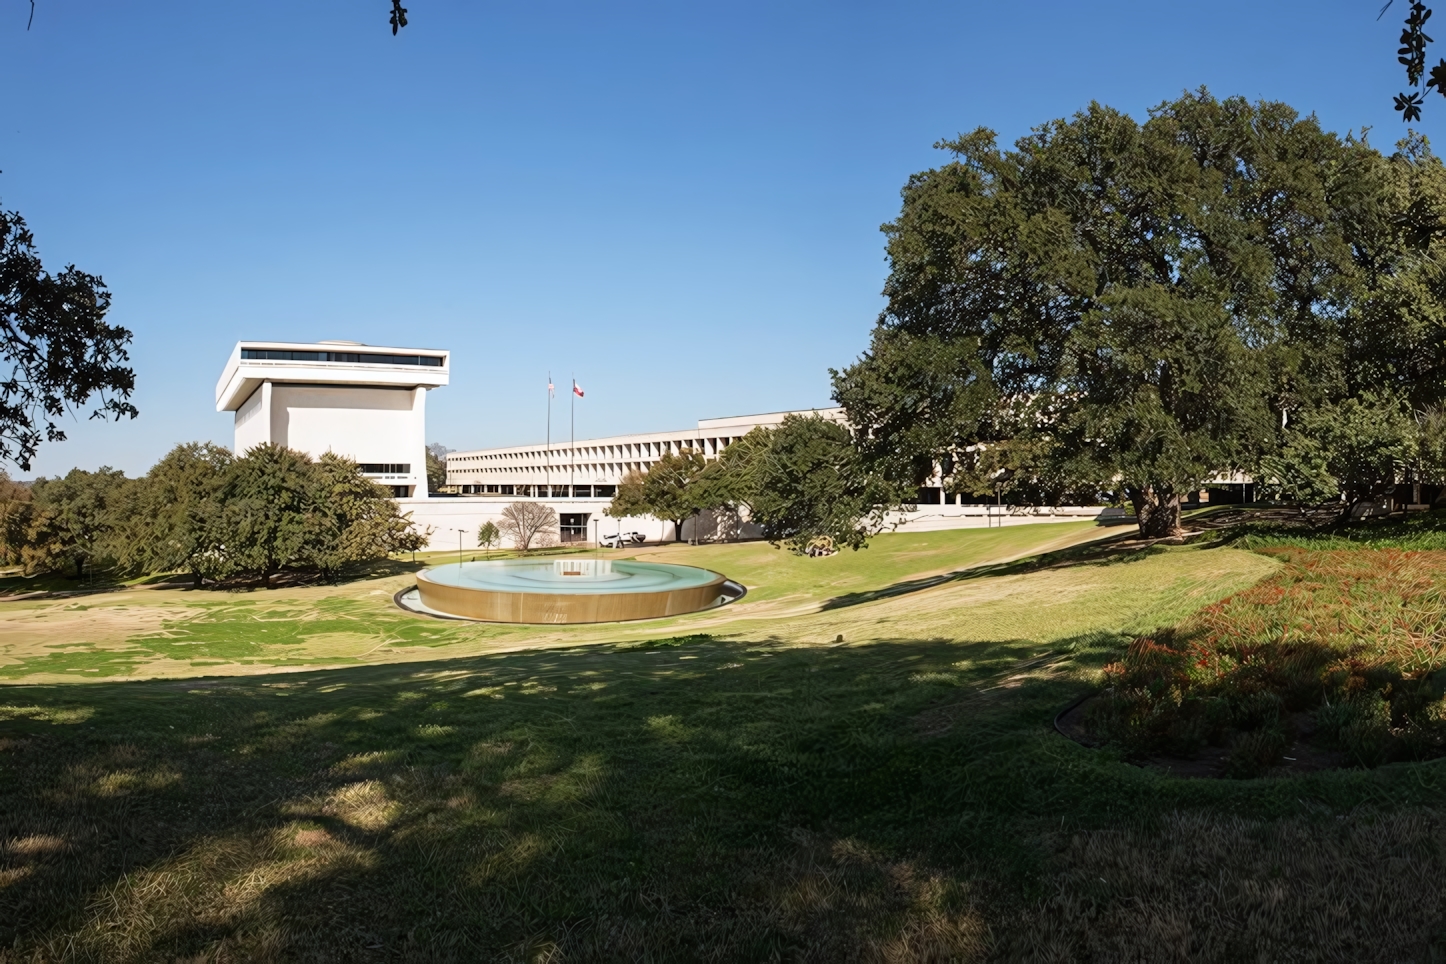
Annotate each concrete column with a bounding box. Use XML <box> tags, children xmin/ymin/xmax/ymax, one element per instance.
<box><xmin>414</xmin><ymin>386</ymin><xmax>428</xmax><ymax>498</ymax></box>
<box><xmin>262</xmin><ymin>381</ymin><xmax>278</xmax><ymax>448</ymax></box>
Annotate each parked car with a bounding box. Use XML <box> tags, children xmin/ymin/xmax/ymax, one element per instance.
<box><xmin>599</xmin><ymin>531</ymin><xmax>647</xmax><ymax>548</ymax></box>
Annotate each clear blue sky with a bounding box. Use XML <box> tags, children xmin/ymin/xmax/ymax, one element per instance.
<box><xmin>0</xmin><ymin>0</ymin><xmax>1414</xmax><ymax>475</ymax></box>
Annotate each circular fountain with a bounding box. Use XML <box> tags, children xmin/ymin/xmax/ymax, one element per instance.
<box><xmin>397</xmin><ymin>557</ymin><xmax>743</xmax><ymax>624</ymax></box>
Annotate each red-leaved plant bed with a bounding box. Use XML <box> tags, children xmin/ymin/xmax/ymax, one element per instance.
<box><xmin>1086</xmin><ymin>549</ymin><xmax>1446</xmax><ymax>777</ymax></box>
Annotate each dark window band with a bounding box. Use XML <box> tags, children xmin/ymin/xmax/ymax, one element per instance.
<box><xmin>360</xmin><ymin>463</ymin><xmax>411</xmax><ymax>474</ymax></box>
<box><xmin>242</xmin><ymin>349</ymin><xmax>443</xmax><ymax>367</ymax></box>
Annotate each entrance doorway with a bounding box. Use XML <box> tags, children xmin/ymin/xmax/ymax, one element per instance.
<box><xmin>559</xmin><ymin>513</ymin><xmax>590</xmax><ymax>544</ymax></box>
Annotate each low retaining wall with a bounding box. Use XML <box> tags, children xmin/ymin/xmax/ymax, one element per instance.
<box><xmin>883</xmin><ymin>505</ymin><xmax>1132</xmax><ymax>531</ymax></box>
<box><xmin>396</xmin><ymin>497</ymin><xmax>1130</xmax><ymax>551</ymax></box>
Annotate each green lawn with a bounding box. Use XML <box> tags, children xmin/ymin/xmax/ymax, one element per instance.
<box><xmin>5</xmin><ymin>523</ymin><xmax>1446</xmax><ymax>960</ymax></box>
<box><xmin>0</xmin><ymin>521</ymin><xmax>1131</xmax><ymax>683</ymax></box>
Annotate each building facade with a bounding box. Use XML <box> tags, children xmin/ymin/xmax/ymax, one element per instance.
<box><xmin>215</xmin><ymin>340</ymin><xmax>450</xmax><ymax>497</ymax></box>
<box><xmin>211</xmin><ymin>339</ymin><xmax>1133</xmax><ymax>549</ymax></box>
<box><xmin>444</xmin><ymin>409</ymin><xmax>845</xmax><ymax>499</ymax></box>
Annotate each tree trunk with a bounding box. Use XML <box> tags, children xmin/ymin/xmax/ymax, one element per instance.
<box><xmin>674</xmin><ymin>519</ymin><xmax>685</xmax><ymax>543</ymax></box>
<box><xmin>1128</xmin><ymin>486</ymin><xmax>1183</xmax><ymax>539</ymax></box>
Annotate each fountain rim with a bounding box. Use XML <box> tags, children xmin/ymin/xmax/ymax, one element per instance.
<box><xmin>399</xmin><ymin>558</ymin><xmax>745</xmax><ymax>624</ymax></box>
<box><xmin>414</xmin><ymin>558</ymin><xmax>724</xmax><ymax>596</ymax></box>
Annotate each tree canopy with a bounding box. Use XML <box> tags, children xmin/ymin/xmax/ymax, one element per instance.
<box><xmin>1</xmin><ymin>444</ymin><xmax>427</xmax><ymax>585</ymax></box>
<box><xmin>425</xmin><ymin>443</ymin><xmax>450</xmax><ymax>494</ymax></box>
<box><xmin>833</xmin><ymin>91</ymin><xmax>1446</xmax><ymax>537</ymax></box>
<box><xmin>112</xmin><ymin>442</ymin><xmax>233</xmax><ymax>584</ymax></box>
<box><xmin>606</xmin><ymin>449</ymin><xmax>711</xmax><ymax>542</ymax></box>
<box><xmin>738</xmin><ymin>415</ymin><xmax>898</xmax><ymax>554</ymax></box>
<box><xmin>602</xmin><ymin>420</ymin><xmax>898</xmax><ymax>555</ymax></box>
<box><xmin>0</xmin><ymin>205</ymin><xmax>136</xmax><ymax>472</ymax></box>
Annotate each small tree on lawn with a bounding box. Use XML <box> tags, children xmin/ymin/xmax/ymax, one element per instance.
<box><xmin>25</xmin><ymin>466</ymin><xmax>130</xmax><ymax>578</ymax></box>
<box><xmin>1264</xmin><ymin>393</ymin><xmax>1420</xmax><ymax>517</ymax></box>
<box><xmin>605</xmin><ymin>449</ymin><xmax>707</xmax><ymax>542</ymax></box>
<box><xmin>744</xmin><ymin>415</ymin><xmax>899</xmax><ymax>554</ymax></box>
<box><xmin>498</xmin><ymin>501</ymin><xmax>557</xmax><ymax>551</ymax></box>
<box><xmin>114</xmin><ymin>442</ymin><xmax>233</xmax><ymax>586</ymax></box>
<box><xmin>0</xmin><ymin>470</ymin><xmax>33</xmax><ymax>567</ymax></box>
<box><xmin>303</xmin><ymin>452</ymin><xmax>429</xmax><ymax>579</ymax></box>
<box><xmin>214</xmin><ymin>444</ymin><xmax>314</xmax><ymax>587</ymax></box>
<box><xmin>477</xmin><ymin>520</ymin><xmax>500</xmax><ymax>556</ymax></box>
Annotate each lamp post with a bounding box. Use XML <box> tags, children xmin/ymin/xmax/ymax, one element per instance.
<box><xmin>448</xmin><ymin>527</ymin><xmax>466</xmax><ymax>568</ymax></box>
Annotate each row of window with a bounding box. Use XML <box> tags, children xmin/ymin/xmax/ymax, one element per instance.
<box><xmin>360</xmin><ymin>463</ymin><xmax>411</xmax><ymax>474</ymax></box>
<box><xmin>449</xmin><ymin>436</ymin><xmax>738</xmax><ymax>464</ymax></box>
<box><xmin>241</xmin><ymin>349</ymin><xmax>444</xmax><ymax>367</ymax></box>
<box><xmin>456</xmin><ymin>463</ymin><xmax>652</xmax><ymax>475</ymax></box>
<box><xmin>456</xmin><ymin>484</ymin><xmax>617</xmax><ymax>498</ymax></box>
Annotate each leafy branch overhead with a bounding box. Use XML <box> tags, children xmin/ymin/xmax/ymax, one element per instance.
<box><xmin>0</xmin><ymin>205</ymin><xmax>136</xmax><ymax>472</ymax></box>
<box><xmin>20</xmin><ymin>2</ymin><xmax>410</xmax><ymax>35</ymax></box>
<box><xmin>1389</xmin><ymin>1</ymin><xmax>1446</xmax><ymax>120</ymax></box>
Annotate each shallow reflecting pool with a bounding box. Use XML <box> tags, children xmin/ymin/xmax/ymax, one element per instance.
<box><xmin>401</xmin><ymin>558</ymin><xmax>742</xmax><ymax>624</ymax></box>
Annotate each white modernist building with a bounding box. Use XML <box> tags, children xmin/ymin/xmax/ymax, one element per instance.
<box><xmin>215</xmin><ymin>340</ymin><xmax>449</xmax><ymax>497</ymax></box>
<box><xmin>213</xmin><ymin>339</ymin><xmax>1123</xmax><ymax>551</ymax></box>
<box><xmin>435</xmin><ymin>408</ymin><xmax>1124</xmax><ymax>544</ymax></box>
<box><xmin>445</xmin><ymin>409</ymin><xmax>845</xmax><ymax>500</ymax></box>
<box><xmin>437</xmin><ymin>410</ymin><xmax>845</xmax><ymax>543</ymax></box>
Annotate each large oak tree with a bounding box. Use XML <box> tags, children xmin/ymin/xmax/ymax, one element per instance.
<box><xmin>833</xmin><ymin>91</ymin><xmax>1392</xmax><ymax>538</ymax></box>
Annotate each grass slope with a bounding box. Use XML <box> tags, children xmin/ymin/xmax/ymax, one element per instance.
<box><xmin>10</xmin><ymin>523</ymin><xmax>1445</xmax><ymax>960</ymax></box>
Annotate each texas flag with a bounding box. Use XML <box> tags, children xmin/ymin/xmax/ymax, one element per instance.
<box><xmin>573</xmin><ymin>380</ymin><xmax>585</xmax><ymax>398</ymax></box>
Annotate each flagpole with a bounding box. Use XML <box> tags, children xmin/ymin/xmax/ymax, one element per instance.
<box><xmin>570</xmin><ymin>372</ymin><xmax>576</xmax><ymax>496</ymax></box>
<box><xmin>545</xmin><ymin>372</ymin><xmax>552</xmax><ymax>498</ymax></box>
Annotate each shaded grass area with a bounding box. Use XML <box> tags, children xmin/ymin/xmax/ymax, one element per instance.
<box><xmin>12</xmin><ymin>525</ymin><xmax>1446</xmax><ymax>959</ymax></box>
<box><xmin>1227</xmin><ymin>506</ymin><xmax>1446</xmax><ymax>552</ymax></box>
<box><xmin>7</xmin><ymin>635</ymin><xmax>1446</xmax><ymax>961</ymax></box>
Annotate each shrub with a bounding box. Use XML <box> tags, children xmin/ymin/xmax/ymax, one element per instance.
<box><xmin>1090</xmin><ymin>547</ymin><xmax>1446</xmax><ymax>769</ymax></box>
<box><xmin>1223</xmin><ymin>728</ymin><xmax>1288</xmax><ymax>779</ymax></box>
<box><xmin>1336</xmin><ymin>692</ymin><xmax>1394</xmax><ymax>767</ymax></box>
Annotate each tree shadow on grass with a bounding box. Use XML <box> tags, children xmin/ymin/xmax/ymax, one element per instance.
<box><xmin>2</xmin><ymin>636</ymin><xmax>1443</xmax><ymax>962</ymax></box>
<box><xmin>818</xmin><ymin>531</ymin><xmax>1188</xmax><ymax>612</ymax></box>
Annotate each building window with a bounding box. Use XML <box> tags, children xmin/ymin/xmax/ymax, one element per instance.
<box><xmin>360</xmin><ymin>463</ymin><xmax>411</xmax><ymax>474</ymax></box>
<box><xmin>594</xmin><ymin>484</ymin><xmax>616</xmax><ymax>498</ymax></box>
<box><xmin>241</xmin><ymin>348</ymin><xmax>443</xmax><ymax>367</ymax></box>
<box><xmin>573</xmin><ymin>485</ymin><xmax>592</xmax><ymax>498</ymax></box>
